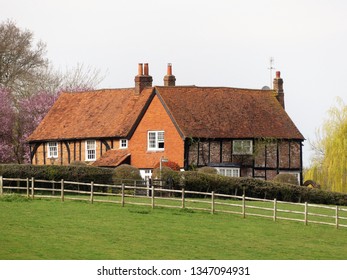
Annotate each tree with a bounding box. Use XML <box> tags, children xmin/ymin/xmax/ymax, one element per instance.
<box><xmin>305</xmin><ymin>98</ymin><xmax>347</xmax><ymax>193</ymax></box>
<box><xmin>0</xmin><ymin>20</ymin><xmax>47</xmax><ymax>98</ymax></box>
<box><xmin>0</xmin><ymin>87</ymin><xmax>16</xmax><ymax>162</ymax></box>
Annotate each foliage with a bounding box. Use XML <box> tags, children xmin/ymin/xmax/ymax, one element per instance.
<box><xmin>0</xmin><ymin>88</ymin><xmax>15</xmax><ymax>162</ymax></box>
<box><xmin>0</xmin><ymin>20</ymin><xmax>47</xmax><ymax>98</ymax></box>
<box><xmin>172</xmin><ymin>171</ymin><xmax>347</xmax><ymax>205</ymax></box>
<box><xmin>153</xmin><ymin>160</ymin><xmax>181</xmax><ymax>171</ymax></box>
<box><xmin>305</xmin><ymin>98</ymin><xmax>347</xmax><ymax>193</ymax></box>
<box><xmin>273</xmin><ymin>173</ymin><xmax>299</xmax><ymax>185</ymax></box>
<box><xmin>112</xmin><ymin>164</ymin><xmax>142</xmax><ymax>181</ymax></box>
<box><xmin>0</xmin><ymin>164</ymin><xmax>114</xmax><ymax>184</ymax></box>
<box><xmin>197</xmin><ymin>166</ymin><xmax>217</xmax><ymax>174</ymax></box>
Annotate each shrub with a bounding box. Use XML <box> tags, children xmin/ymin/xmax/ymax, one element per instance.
<box><xmin>273</xmin><ymin>173</ymin><xmax>299</xmax><ymax>185</ymax></box>
<box><xmin>198</xmin><ymin>166</ymin><xmax>217</xmax><ymax>174</ymax></box>
<box><xmin>0</xmin><ymin>164</ymin><xmax>114</xmax><ymax>184</ymax></box>
<box><xmin>153</xmin><ymin>160</ymin><xmax>181</xmax><ymax>171</ymax></box>
<box><xmin>112</xmin><ymin>164</ymin><xmax>142</xmax><ymax>181</ymax></box>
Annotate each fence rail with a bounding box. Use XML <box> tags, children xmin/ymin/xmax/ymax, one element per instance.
<box><xmin>1</xmin><ymin>176</ymin><xmax>346</xmax><ymax>229</ymax></box>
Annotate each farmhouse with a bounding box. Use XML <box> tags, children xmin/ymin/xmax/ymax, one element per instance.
<box><xmin>27</xmin><ymin>63</ymin><xmax>304</xmax><ymax>183</ymax></box>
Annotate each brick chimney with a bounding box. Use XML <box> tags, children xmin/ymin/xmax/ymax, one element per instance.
<box><xmin>273</xmin><ymin>71</ymin><xmax>285</xmax><ymax>109</ymax></box>
<box><xmin>135</xmin><ymin>63</ymin><xmax>153</xmax><ymax>94</ymax></box>
<box><xmin>163</xmin><ymin>63</ymin><xmax>176</xmax><ymax>86</ymax></box>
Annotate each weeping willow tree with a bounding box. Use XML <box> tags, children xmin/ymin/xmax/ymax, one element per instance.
<box><xmin>305</xmin><ymin>98</ymin><xmax>347</xmax><ymax>193</ymax></box>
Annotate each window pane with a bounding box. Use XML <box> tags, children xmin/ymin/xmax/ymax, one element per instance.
<box><xmin>148</xmin><ymin>132</ymin><xmax>156</xmax><ymax>148</ymax></box>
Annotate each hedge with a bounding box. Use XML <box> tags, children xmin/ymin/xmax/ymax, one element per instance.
<box><xmin>175</xmin><ymin>171</ymin><xmax>347</xmax><ymax>206</ymax></box>
<box><xmin>0</xmin><ymin>164</ymin><xmax>114</xmax><ymax>184</ymax></box>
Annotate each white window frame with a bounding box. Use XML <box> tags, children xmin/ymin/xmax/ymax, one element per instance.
<box><xmin>216</xmin><ymin>167</ymin><xmax>240</xmax><ymax>178</ymax></box>
<box><xmin>119</xmin><ymin>139</ymin><xmax>128</xmax><ymax>149</ymax></box>
<box><xmin>140</xmin><ymin>169</ymin><xmax>153</xmax><ymax>181</ymax></box>
<box><xmin>47</xmin><ymin>142</ymin><xmax>58</xmax><ymax>158</ymax></box>
<box><xmin>147</xmin><ymin>131</ymin><xmax>165</xmax><ymax>151</ymax></box>
<box><xmin>233</xmin><ymin>140</ymin><xmax>253</xmax><ymax>155</ymax></box>
<box><xmin>85</xmin><ymin>140</ymin><xmax>96</xmax><ymax>161</ymax></box>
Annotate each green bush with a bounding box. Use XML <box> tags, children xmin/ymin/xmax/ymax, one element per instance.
<box><xmin>112</xmin><ymin>164</ymin><xmax>142</xmax><ymax>182</ymax></box>
<box><xmin>273</xmin><ymin>173</ymin><xmax>299</xmax><ymax>185</ymax></box>
<box><xmin>198</xmin><ymin>166</ymin><xmax>217</xmax><ymax>174</ymax></box>
<box><xmin>172</xmin><ymin>171</ymin><xmax>347</xmax><ymax>206</ymax></box>
<box><xmin>0</xmin><ymin>164</ymin><xmax>114</xmax><ymax>184</ymax></box>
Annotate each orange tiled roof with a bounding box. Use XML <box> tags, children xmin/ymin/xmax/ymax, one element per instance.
<box><xmin>27</xmin><ymin>88</ymin><xmax>154</xmax><ymax>141</ymax></box>
<box><xmin>156</xmin><ymin>86</ymin><xmax>304</xmax><ymax>140</ymax></box>
<box><xmin>92</xmin><ymin>149</ymin><xmax>130</xmax><ymax>167</ymax></box>
<box><xmin>28</xmin><ymin>85</ymin><xmax>304</xmax><ymax>143</ymax></box>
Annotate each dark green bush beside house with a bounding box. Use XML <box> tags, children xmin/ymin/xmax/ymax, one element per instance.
<box><xmin>0</xmin><ymin>164</ymin><xmax>114</xmax><ymax>184</ymax></box>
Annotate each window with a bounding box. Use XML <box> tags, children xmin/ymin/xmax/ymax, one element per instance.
<box><xmin>233</xmin><ymin>140</ymin><xmax>253</xmax><ymax>155</ymax></box>
<box><xmin>47</xmin><ymin>142</ymin><xmax>58</xmax><ymax>158</ymax></box>
<box><xmin>216</xmin><ymin>167</ymin><xmax>240</xmax><ymax>177</ymax></box>
<box><xmin>85</xmin><ymin>140</ymin><xmax>96</xmax><ymax>161</ymax></box>
<box><xmin>148</xmin><ymin>131</ymin><xmax>165</xmax><ymax>151</ymax></box>
<box><xmin>120</xmin><ymin>139</ymin><xmax>128</xmax><ymax>149</ymax></box>
<box><xmin>140</xmin><ymin>169</ymin><xmax>153</xmax><ymax>181</ymax></box>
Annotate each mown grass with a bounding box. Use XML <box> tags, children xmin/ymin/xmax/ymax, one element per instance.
<box><xmin>0</xmin><ymin>195</ymin><xmax>346</xmax><ymax>260</ymax></box>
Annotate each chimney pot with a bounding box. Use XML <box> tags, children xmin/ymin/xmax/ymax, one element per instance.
<box><xmin>276</xmin><ymin>71</ymin><xmax>281</xmax><ymax>78</ymax></box>
<box><xmin>144</xmin><ymin>63</ymin><xmax>149</xmax><ymax>75</ymax></box>
<box><xmin>167</xmin><ymin>63</ymin><xmax>172</xmax><ymax>75</ymax></box>
<box><xmin>138</xmin><ymin>63</ymin><xmax>143</xmax><ymax>75</ymax></box>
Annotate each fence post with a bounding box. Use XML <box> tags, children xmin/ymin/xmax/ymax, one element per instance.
<box><xmin>336</xmin><ymin>206</ymin><xmax>339</xmax><ymax>229</ymax></box>
<box><xmin>121</xmin><ymin>184</ymin><xmax>125</xmax><ymax>207</ymax></box>
<box><xmin>90</xmin><ymin>181</ymin><xmax>94</xmax><ymax>204</ymax></box>
<box><xmin>211</xmin><ymin>191</ymin><xmax>215</xmax><ymax>214</ymax></box>
<box><xmin>273</xmin><ymin>198</ymin><xmax>277</xmax><ymax>222</ymax></box>
<box><xmin>304</xmin><ymin>202</ymin><xmax>308</xmax><ymax>225</ymax></box>
<box><xmin>151</xmin><ymin>185</ymin><xmax>155</xmax><ymax>209</ymax></box>
<box><xmin>242</xmin><ymin>194</ymin><xmax>246</xmax><ymax>218</ymax></box>
<box><xmin>31</xmin><ymin>177</ymin><xmax>35</xmax><ymax>199</ymax></box>
<box><xmin>0</xmin><ymin>176</ymin><xmax>3</xmax><ymax>196</ymax></box>
<box><xmin>181</xmin><ymin>188</ymin><xmax>185</xmax><ymax>209</ymax></box>
<box><xmin>61</xmin><ymin>179</ymin><xmax>64</xmax><ymax>202</ymax></box>
<box><xmin>26</xmin><ymin>178</ymin><xmax>30</xmax><ymax>198</ymax></box>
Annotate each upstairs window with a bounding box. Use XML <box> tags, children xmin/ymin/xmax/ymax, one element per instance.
<box><xmin>148</xmin><ymin>131</ymin><xmax>164</xmax><ymax>151</ymax></box>
<box><xmin>233</xmin><ymin>140</ymin><xmax>253</xmax><ymax>155</ymax></box>
<box><xmin>85</xmin><ymin>140</ymin><xmax>96</xmax><ymax>161</ymax></box>
<box><xmin>47</xmin><ymin>142</ymin><xmax>58</xmax><ymax>158</ymax></box>
<box><xmin>120</xmin><ymin>139</ymin><xmax>128</xmax><ymax>149</ymax></box>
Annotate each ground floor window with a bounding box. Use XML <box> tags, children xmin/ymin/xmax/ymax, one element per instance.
<box><xmin>140</xmin><ymin>169</ymin><xmax>153</xmax><ymax>181</ymax></box>
<box><xmin>216</xmin><ymin>167</ymin><xmax>240</xmax><ymax>177</ymax></box>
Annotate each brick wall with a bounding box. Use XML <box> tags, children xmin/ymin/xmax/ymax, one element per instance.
<box><xmin>129</xmin><ymin>95</ymin><xmax>184</xmax><ymax>169</ymax></box>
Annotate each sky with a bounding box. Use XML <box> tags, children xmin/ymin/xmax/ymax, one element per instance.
<box><xmin>2</xmin><ymin>0</ymin><xmax>347</xmax><ymax>167</ymax></box>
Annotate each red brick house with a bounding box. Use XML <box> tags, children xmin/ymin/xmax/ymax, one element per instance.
<box><xmin>28</xmin><ymin>63</ymin><xmax>304</xmax><ymax>183</ymax></box>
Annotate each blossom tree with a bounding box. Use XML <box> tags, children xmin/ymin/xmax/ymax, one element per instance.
<box><xmin>0</xmin><ymin>87</ymin><xmax>15</xmax><ymax>162</ymax></box>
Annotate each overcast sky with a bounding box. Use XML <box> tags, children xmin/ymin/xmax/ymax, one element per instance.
<box><xmin>2</xmin><ymin>0</ymin><xmax>347</xmax><ymax>167</ymax></box>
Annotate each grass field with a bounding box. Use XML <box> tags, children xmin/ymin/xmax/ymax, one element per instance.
<box><xmin>0</xmin><ymin>195</ymin><xmax>346</xmax><ymax>260</ymax></box>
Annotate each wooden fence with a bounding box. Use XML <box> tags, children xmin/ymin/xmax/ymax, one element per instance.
<box><xmin>1</xmin><ymin>176</ymin><xmax>346</xmax><ymax>229</ymax></box>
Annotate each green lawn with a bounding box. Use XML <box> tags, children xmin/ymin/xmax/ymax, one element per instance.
<box><xmin>0</xmin><ymin>195</ymin><xmax>346</xmax><ymax>260</ymax></box>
